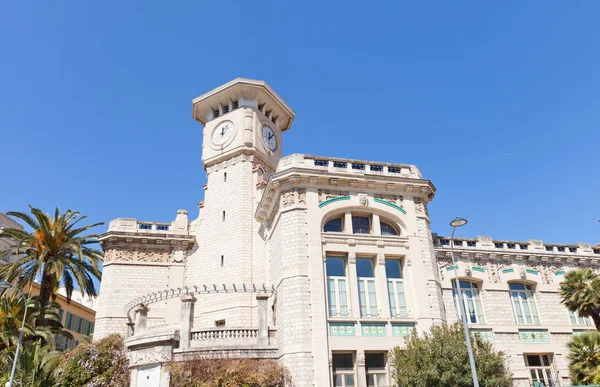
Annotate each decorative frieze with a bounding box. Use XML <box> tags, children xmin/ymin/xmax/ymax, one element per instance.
<box><xmin>318</xmin><ymin>190</ymin><xmax>350</xmax><ymax>204</ymax></box>
<box><xmin>281</xmin><ymin>188</ymin><xmax>307</xmax><ymax>208</ymax></box>
<box><xmin>472</xmin><ymin>329</ymin><xmax>494</xmax><ymax>344</ymax></box>
<box><xmin>329</xmin><ymin>323</ymin><xmax>355</xmax><ymax>336</ymax></box>
<box><xmin>391</xmin><ymin>323</ymin><xmax>415</xmax><ymax>337</ymax></box>
<box><xmin>104</xmin><ymin>248</ymin><xmax>173</xmax><ymax>264</ymax></box>
<box><xmin>518</xmin><ymin>330</ymin><xmax>549</xmax><ymax>344</ymax></box>
<box><xmin>361</xmin><ymin>323</ymin><xmax>386</xmax><ymax>337</ymax></box>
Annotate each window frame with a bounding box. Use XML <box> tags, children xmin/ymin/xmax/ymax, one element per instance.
<box><xmin>326</xmin><ymin>256</ymin><xmax>350</xmax><ymax>317</ymax></box>
<box><xmin>324</xmin><ymin>217</ymin><xmax>344</xmax><ymax>233</ymax></box>
<box><xmin>352</xmin><ymin>215</ymin><xmax>371</xmax><ymax>234</ymax></box>
<box><xmin>356</xmin><ymin>257</ymin><xmax>378</xmax><ymax>317</ymax></box>
<box><xmin>568</xmin><ymin>309</ymin><xmax>591</xmax><ymax>326</ymax></box>
<box><xmin>379</xmin><ymin>220</ymin><xmax>399</xmax><ymax>236</ymax></box>
<box><xmin>385</xmin><ymin>259</ymin><xmax>408</xmax><ymax>318</ymax></box>
<box><xmin>525</xmin><ymin>354</ymin><xmax>558</xmax><ymax>387</ymax></box>
<box><xmin>332</xmin><ymin>353</ymin><xmax>356</xmax><ymax>387</ymax></box>
<box><xmin>452</xmin><ymin>280</ymin><xmax>485</xmax><ymax>324</ymax></box>
<box><xmin>365</xmin><ymin>352</ymin><xmax>388</xmax><ymax>387</ymax></box>
<box><xmin>509</xmin><ymin>283</ymin><xmax>540</xmax><ymax>325</ymax></box>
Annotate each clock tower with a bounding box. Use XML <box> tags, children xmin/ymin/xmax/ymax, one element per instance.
<box><xmin>186</xmin><ymin>79</ymin><xmax>295</xmax><ymax>327</ymax></box>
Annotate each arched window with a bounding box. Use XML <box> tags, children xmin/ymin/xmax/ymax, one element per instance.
<box><xmin>324</xmin><ymin>217</ymin><xmax>343</xmax><ymax>232</ymax></box>
<box><xmin>509</xmin><ymin>283</ymin><xmax>539</xmax><ymax>325</ymax></box>
<box><xmin>452</xmin><ymin>280</ymin><xmax>484</xmax><ymax>324</ymax></box>
<box><xmin>380</xmin><ymin>221</ymin><xmax>398</xmax><ymax>236</ymax></box>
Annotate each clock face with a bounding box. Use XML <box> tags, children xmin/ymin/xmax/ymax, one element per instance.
<box><xmin>262</xmin><ymin>125</ymin><xmax>277</xmax><ymax>151</ymax></box>
<box><xmin>212</xmin><ymin>121</ymin><xmax>235</xmax><ymax>146</ymax></box>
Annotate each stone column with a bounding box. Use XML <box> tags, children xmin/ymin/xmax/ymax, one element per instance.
<box><xmin>134</xmin><ymin>305</ymin><xmax>148</xmax><ymax>334</ymax></box>
<box><xmin>256</xmin><ymin>294</ymin><xmax>270</xmax><ymax>345</ymax></box>
<box><xmin>180</xmin><ymin>295</ymin><xmax>197</xmax><ymax>349</ymax></box>
<box><xmin>356</xmin><ymin>350</ymin><xmax>367</xmax><ymax>387</ymax></box>
<box><xmin>347</xmin><ymin>252</ymin><xmax>361</xmax><ymax>318</ymax></box>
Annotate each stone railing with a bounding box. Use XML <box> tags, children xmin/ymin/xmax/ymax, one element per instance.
<box><xmin>191</xmin><ymin>328</ymin><xmax>258</xmax><ymax>342</ymax></box>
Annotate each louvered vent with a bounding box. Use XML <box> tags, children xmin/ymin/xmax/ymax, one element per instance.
<box><xmin>223</xmin><ymin>105</ymin><xmax>230</xmax><ymax>114</ymax></box>
<box><xmin>213</xmin><ymin>109</ymin><xmax>220</xmax><ymax>118</ymax></box>
<box><xmin>232</xmin><ymin>100</ymin><xmax>239</xmax><ymax>109</ymax></box>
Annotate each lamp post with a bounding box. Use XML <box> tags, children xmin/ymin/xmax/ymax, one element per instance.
<box><xmin>0</xmin><ymin>281</ymin><xmax>28</xmax><ymax>387</ymax></box>
<box><xmin>449</xmin><ymin>217</ymin><xmax>479</xmax><ymax>387</ymax></box>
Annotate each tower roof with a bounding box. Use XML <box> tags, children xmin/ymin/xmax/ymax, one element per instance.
<box><xmin>192</xmin><ymin>78</ymin><xmax>295</xmax><ymax>131</ymax></box>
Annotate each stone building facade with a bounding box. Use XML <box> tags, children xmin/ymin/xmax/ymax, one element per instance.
<box><xmin>94</xmin><ymin>78</ymin><xmax>600</xmax><ymax>387</ymax></box>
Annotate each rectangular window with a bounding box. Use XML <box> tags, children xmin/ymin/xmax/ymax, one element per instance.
<box><xmin>65</xmin><ymin>312</ymin><xmax>73</xmax><ymax>330</ymax></box>
<box><xmin>326</xmin><ymin>257</ymin><xmax>349</xmax><ymax>317</ymax></box>
<box><xmin>332</xmin><ymin>353</ymin><xmax>355</xmax><ymax>387</ymax></box>
<box><xmin>385</xmin><ymin>260</ymin><xmax>407</xmax><ymax>318</ymax></box>
<box><xmin>352</xmin><ymin>216</ymin><xmax>370</xmax><ymax>234</ymax></box>
<box><xmin>568</xmin><ymin>310</ymin><xmax>591</xmax><ymax>326</ymax></box>
<box><xmin>58</xmin><ymin>309</ymin><xmax>64</xmax><ymax>324</ymax></box>
<box><xmin>525</xmin><ymin>354</ymin><xmax>558</xmax><ymax>387</ymax></box>
<box><xmin>357</xmin><ymin>258</ymin><xmax>377</xmax><ymax>317</ymax></box>
<box><xmin>510</xmin><ymin>283</ymin><xmax>540</xmax><ymax>325</ymax></box>
<box><xmin>452</xmin><ymin>281</ymin><xmax>485</xmax><ymax>324</ymax></box>
<box><xmin>366</xmin><ymin>353</ymin><xmax>387</xmax><ymax>387</ymax></box>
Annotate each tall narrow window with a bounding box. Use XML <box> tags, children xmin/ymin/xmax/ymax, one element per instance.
<box><xmin>357</xmin><ymin>258</ymin><xmax>377</xmax><ymax>317</ymax></box>
<box><xmin>332</xmin><ymin>354</ymin><xmax>355</xmax><ymax>387</ymax></box>
<box><xmin>352</xmin><ymin>216</ymin><xmax>370</xmax><ymax>234</ymax></box>
<box><xmin>222</xmin><ymin>211</ymin><xmax>226</xmax><ymax>221</ymax></box>
<box><xmin>224</xmin><ymin>172</ymin><xmax>227</xmax><ymax>182</ymax></box>
<box><xmin>452</xmin><ymin>281</ymin><xmax>485</xmax><ymax>324</ymax></box>
<box><xmin>221</xmin><ymin>255</ymin><xmax>224</xmax><ymax>267</ymax></box>
<box><xmin>380</xmin><ymin>221</ymin><xmax>398</xmax><ymax>236</ymax></box>
<box><xmin>525</xmin><ymin>354</ymin><xmax>558</xmax><ymax>387</ymax></box>
<box><xmin>324</xmin><ymin>218</ymin><xmax>343</xmax><ymax>232</ymax></box>
<box><xmin>568</xmin><ymin>309</ymin><xmax>591</xmax><ymax>326</ymax></box>
<box><xmin>386</xmin><ymin>260</ymin><xmax>407</xmax><ymax>318</ymax></box>
<box><xmin>366</xmin><ymin>353</ymin><xmax>388</xmax><ymax>387</ymax></box>
<box><xmin>510</xmin><ymin>283</ymin><xmax>540</xmax><ymax>325</ymax></box>
<box><xmin>326</xmin><ymin>257</ymin><xmax>349</xmax><ymax>317</ymax></box>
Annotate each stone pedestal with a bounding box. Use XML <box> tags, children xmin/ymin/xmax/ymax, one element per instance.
<box><xmin>134</xmin><ymin>305</ymin><xmax>148</xmax><ymax>334</ymax></box>
<box><xmin>180</xmin><ymin>295</ymin><xmax>196</xmax><ymax>349</ymax></box>
<box><xmin>256</xmin><ymin>294</ymin><xmax>270</xmax><ymax>345</ymax></box>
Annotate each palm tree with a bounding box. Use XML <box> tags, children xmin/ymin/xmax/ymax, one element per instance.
<box><xmin>559</xmin><ymin>269</ymin><xmax>600</xmax><ymax>330</ymax></box>
<box><xmin>0</xmin><ymin>207</ymin><xmax>104</xmax><ymax>325</ymax></box>
<box><xmin>568</xmin><ymin>331</ymin><xmax>600</xmax><ymax>384</ymax></box>
<box><xmin>0</xmin><ymin>342</ymin><xmax>61</xmax><ymax>387</ymax></box>
<box><xmin>0</xmin><ymin>295</ymin><xmax>72</xmax><ymax>351</ymax></box>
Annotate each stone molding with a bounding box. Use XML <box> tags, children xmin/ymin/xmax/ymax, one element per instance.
<box><xmin>321</xmin><ymin>235</ymin><xmax>408</xmax><ymax>249</ymax></box>
<box><xmin>127</xmin><ymin>345</ymin><xmax>172</xmax><ymax>366</ymax></box>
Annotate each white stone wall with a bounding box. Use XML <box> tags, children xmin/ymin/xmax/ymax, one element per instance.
<box><xmin>185</xmin><ymin>159</ymin><xmax>260</xmax><ymax>328</ymax></box>
<box><xmin>94</xmin><ymin>263</ymin><xmax>170</xmax><ymax>340</ymax></box>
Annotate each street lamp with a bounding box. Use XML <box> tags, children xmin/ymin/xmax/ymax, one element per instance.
<box><xmin>0</xmin><ymin>280</ymin><xmax>28</xmax><ymax>387</ymax></box>
<box><xmin>449</xmin><ymin>217</ymin><xmax>479</xmax><ymax>387</ymax></box>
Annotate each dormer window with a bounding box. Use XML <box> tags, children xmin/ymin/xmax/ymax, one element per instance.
<box><xmin>467</xmin><ymin>241</ymin><xmax>477</xmax><ymax>247</ymax></box>
<box><xmin>569</xmin><ymin>247</ymin><xmax>577</xmax><ymax>253</ymax></box>
<box><xmin>545</xmin><ymin>246</ymin><xmax>554</xmax><ymax>252</ymax></box>
<box><xmin>440</xmin><ymin>239</ymin><xmax>450</xmax><ymax>246</ymax></box>
<box><xmin>519</xmin><ymin>244</ymin><xmax>528</xmax><ymax>250</ymax></box>
<box><xmin>495</xmin><ymin>243</ymin><xmax>504</xmax><ymax>249</ymax></box>
<box><xmin>507</xmin><ymin>243</ymin><xmax>516</xmax><ymax>249</ymax></box>
<box><xmin>557</xmin><ymin>247</ymin><xmax>565</xmax><ymax>252</ymax></box>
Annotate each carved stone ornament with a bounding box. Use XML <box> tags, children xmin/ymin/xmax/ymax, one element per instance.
<box><xmin>359</xmin><ymin>194</ymin><xmax>368</xmax><ymax>206</ymax></box>
<box><xmin>318</xmin><ymin>190</ymin><xmax>350</xmax><ymax>204</ymax></box>
<box><xmin>356</xmin><ymin>352</ymin><xmax>366</xmax><ymax>366</ymax></box>
<box><xmin>281</xmin><ymin>188</ymin><xmax>307</xmax><ymax>208</ymax></box>
<box><xmin>309</xmin><ymin>176</ymin><xmax>319</xmax><ymax>185</ymax></box>
<box><xmin>127</xmin><ymin>345</ymin><xmax>172</xmax><ymax>366</ymax></box>
<box><xmin>171</xmin><ymin>248</ymin><xmax>186</xmax><ymax>263</ymax></box>
<box><xmin>375</xmin><ymin>194</ymin><xmax>403</xmax><ymax>207</ymax></box>
<box><xmin>349</xmin><ymin>180</ymin><xmax>358</xmax><ymax>188</ymax></box>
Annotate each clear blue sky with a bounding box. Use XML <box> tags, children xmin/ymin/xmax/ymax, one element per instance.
<box><xmin>1</xmin><ymin>1</ymin><xmax>599</xmax><ymax>245</ymax></box>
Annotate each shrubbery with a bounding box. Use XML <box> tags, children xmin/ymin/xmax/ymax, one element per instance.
<box><xmin>167</xmin><ymin>357</ymin><xmax>292</xmax><ymax>387</ymax></box>
<box><xmin>54</xmin><ymin>334</ymin><xmax>129</xmax><ymax>387</ymax></box>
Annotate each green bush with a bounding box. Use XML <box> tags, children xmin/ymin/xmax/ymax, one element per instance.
<box><xmin>390</xmin><ymin>322</ymin><xmax>512</xmax><ymax>387</ymax></box>
<box><xmin>54</xmin><ymin>334</ymin><xmax>129</xmax><ymax>387</ymax></box>
<box><xmin>167</xmin><ymin>357</ymin><xmax>292</xmax><ymax>387</ymax></box>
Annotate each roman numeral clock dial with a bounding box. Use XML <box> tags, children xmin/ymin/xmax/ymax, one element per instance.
<box><xmin>262</xmin><ymin>125</ymin><xmax>277</xmax><ymax>151</ymax></box>
<box><xmin>212</xmin><ymin>120</ymin><xmax>235</xmax><ymax>146</ymax></box>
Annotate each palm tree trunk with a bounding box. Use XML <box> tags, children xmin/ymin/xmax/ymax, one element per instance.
<box><xmin>35</xmin><ymin>269</ymin><xmax>54</xmax><ymax>327</ymax></box>
<box><xmin>591</xmin><ymin>313</ymin><xmax>600</xmax><ymax>331</ymax></box>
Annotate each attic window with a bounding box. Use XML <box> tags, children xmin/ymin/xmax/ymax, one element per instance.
<box><xmin>333</xmin><ymin>161</ymin><xmax>347</xmax><ymax>168</ymax></box>
<box><xmin>467</xmin><ymin>241</ymin><xmax>477</xmax><ymax>247</ymax></box>
<box><xmin>213</xmin><ymin>109</ymin><xmax>220</xmax><ymax>118</ymax></box>
<box><xmin>557</xmin><ymin>246</ymin><xmax>565</xmax><ymax>252</ymax></box>
<box><xmin>569</xmin><ymin>247</ymin><xmax>577</xmax><ymax>253</ymax></box>
<box><xmin>314</xmin><ymin>160</ymin><xmax>329</xmax><ymax>167</ymax></box>
<box><xmin>223</xmin><ymin>105</ymin><xmax>230</xmax><ymax>114</ymax></box>
<box><xmin>352</xmin><ymin>163</ymin><xmax>365</xmax><ymax>170</ymax></box>
<box><xmin>388</xmin><ymin>167</ymin><xmax>400</xmax><ymax>173</ymax></box>
<box><xmin>370</xmin><ymin>165</ymin><xmax>383</xmax><ymax>172</ymax></box>
<box><xmin>232</xmin><ymin>100</ymin><xmax>239</xmax><ymax>109</ymax></box>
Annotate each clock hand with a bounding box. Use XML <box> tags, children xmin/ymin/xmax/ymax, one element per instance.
<box><xmin>268</xmin><ymin>133</ymin><xmax>274</xmax><ymax>140</ymax></box>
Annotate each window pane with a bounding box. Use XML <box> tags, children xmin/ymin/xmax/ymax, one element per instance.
<box><xmin>334</xmin><ymin>375</ymin><xmax>343</xmax><ymax>387</ymax></box>
<box><xmin>366</xmin><ymin>353</ymin><xmax>385</xmax><ymax>368</ymax></box>
<box><xmin>333</xmin><ymin>354</ymin><xmax>354</xmax><ymax>369</ymax></box>
<box><xmin>380</xmin><ymin>221</ymin><xmax>398</xmax><ymax>236</ymax></box>
<box><xmin>357</xmin><ymin>258</ymin><xmax>374</xmax><ymax>278</ymax></box>
<box><xmin>327</xmin><ymin>257</ymin><xmax>346</xmax><ymax>277</ymax></box>
<box><xmin>325</xmin><ymin>218</ymin><xmax>343</xmax><ymax>232</ymax></box>
<box><xmin>385</xmin><ymin>260</ymin><xmax>402</xmax><ymax>279</ymax></box>
<box><xmin>510</xmin><ymin>283</ymin><xmax>526</xmax><ymax>291</ymax></box>
<box><xmin>527</xmin><ymin>355</ymin><xmax>542</xmax><ymax>367</ymax></box>
<box><xmin>344</xmin><ymin>375</ymin><xmax>355</xmax><ymax>386</ymax></box>
<box><xmin>352</xmin><ymin>217</ymin><xmax>370</xmax><ymax>234</ymax></box>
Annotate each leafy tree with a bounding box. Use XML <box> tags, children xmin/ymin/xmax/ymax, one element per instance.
<box><xmin>390</xmin><ymin>322</ymin><xmax>512</xmax><ymax>387</ymax></box>
<box><xmin>559</xmin><ymin>269</ymin><xmax>600</xmax><ymax>330</ymax></box>
<box><xmin>0</xmin><ymin>295</ymin><xmax>71</xmax><ymax>351</ymax></box>
<box><xmin>167</xmin><ymin>357</ymin><xmax>292</xmax><ymax>387</ymax></box>
<box><xmin>0</xmin><ymin>342</ymin><xmax>61</xmax><ymax>387</ymax></box>
<box><xmin>0</xmin><ymin>207</ymin><xmax>104</xmax><ymax>325</ymax></box>
<box><xmin>568</xmin><ymin>331</ymin><xmax>600</xmax><ymax>384</ymax></box>
<box><xmin>54</xmin><ymin>334</ymin><xmax>130</xmax><ymax>387</ymax></box>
